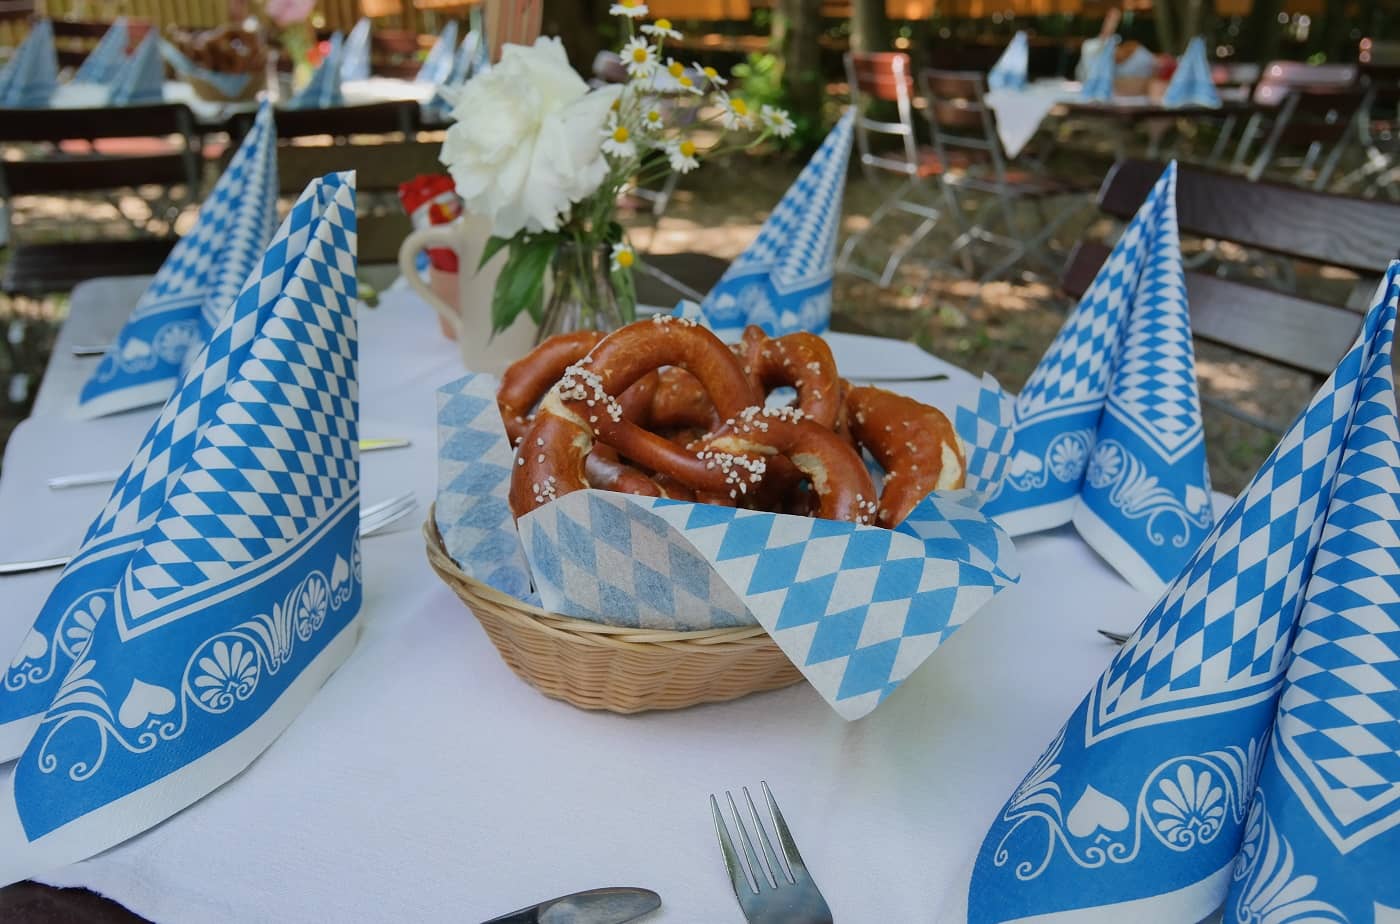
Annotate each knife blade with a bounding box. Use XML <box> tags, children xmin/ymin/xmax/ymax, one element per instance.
<box><xmin>481</xmin><ymin>886</ymin><xmax>661</xmax><ymax>924</ymax></box>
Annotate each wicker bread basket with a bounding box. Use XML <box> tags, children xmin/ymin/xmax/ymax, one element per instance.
<box><xmin>188</xmin><ymin>72</ymin><xmax>262</xmax><ymax>103</ymax></box>
<box><xmin>424</xmin><ymin>509</ymin><xmax>803</xmax><ymax>713</ymax></box>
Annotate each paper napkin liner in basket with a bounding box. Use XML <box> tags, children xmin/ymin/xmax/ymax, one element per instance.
<box><xmin>436</xmin><ymin>364</ymin><xmax>1018</xmax><ymax>719</ymax></box>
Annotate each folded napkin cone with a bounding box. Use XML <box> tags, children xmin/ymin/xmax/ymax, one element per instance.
<box><xmin>0</xmin><ymin>172</ymin><xmax>360</xmax><ymax>885</ymax></box>
<box><xmin>943</xmin><ymin>263</ymin><xmax>1400</xmax><ymax>922</ymax></box>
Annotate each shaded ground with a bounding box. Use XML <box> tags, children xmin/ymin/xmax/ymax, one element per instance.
<box><xmin>0</xmin><ymin>148</ymin><xmax>1362</xmax><ymax>495</ymax></box>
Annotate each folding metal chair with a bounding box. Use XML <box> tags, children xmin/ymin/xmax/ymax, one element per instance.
<box><xmin>1337</xmin><ymin>40</ymin><xmax>1400</xmax><ymax>198</ymax></box>
<box><xmin>1230</xmin><ymin>63</ymin><xmax>1365</xmax><ymax>188</ymax></box>
<box><xmin>918</xmin><ymin>67</ymin><xmax>1094</xmax><ymax>284</ymax></box>
<box><xmin>837</xmin><ymin>51</ymin><xmax>953</xmax><ymax>288</ymax></box>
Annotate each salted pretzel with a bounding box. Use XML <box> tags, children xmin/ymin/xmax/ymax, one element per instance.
<box><xmin>846</xmin><ymin>385</ymin><xmax>966</xmax><ymax>528</ymax></box>
<box><xmin>509</xmin><ymin>317</ymin><xmax>761</xmax><ymax>517</ymax></box>
<box><xmin>734</xmin><ymin>326</ymin><xmax>843</xmax><ymax>429</ymax></box>
<box><xmin>693</xmin><ymin>406</ymin><xmax>878</xmax><ymax>523</ymax></box>
<box><xmin>498</xmin><ymin>331</ymin><xmax>657</xmax><ymax>444</ymax></box>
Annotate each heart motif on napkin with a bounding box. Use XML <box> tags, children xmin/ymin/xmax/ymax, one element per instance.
<box><xmin>117</xmin><ymin>678</ymin><xmax>176</xmax><ymax>729</ymax></box>
<box><xmin>10</xmin><ymin>631</ymin><xmax>47</xmax><ymax>669</ymax></box>
<box><xmin>1066</xmin><ymin>785</ymin><xmax>1130</xmax><ymax>838</ymax></box>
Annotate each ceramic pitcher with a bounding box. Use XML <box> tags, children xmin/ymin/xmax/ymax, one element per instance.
<box><xmin>398</xmin><ymin>212</ymin><xmax>538</xmax><ymax>374</ymax></box>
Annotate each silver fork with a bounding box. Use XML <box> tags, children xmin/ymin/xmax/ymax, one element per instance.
<box><xmin>1099</xmin><ymin>629</ymin><xmax>1130</xmax><ymax>645</ymax></box>
<box><xmin>709</xmin><ymin>782</ymin><xmax>833</xmax><ymax>924</ymax></box>
<box><xmin>0</xmin><ymin>492</ymin><xmax>417</xmax><ymax>575</ymax></box>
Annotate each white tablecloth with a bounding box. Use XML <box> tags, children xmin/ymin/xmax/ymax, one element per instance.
<box><xmin>0</xmin><ymin>278</ymin><xmax>1229</xmax><ymax>922</ymax></box>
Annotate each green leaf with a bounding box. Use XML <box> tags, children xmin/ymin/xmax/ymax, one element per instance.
<box><xmin>491</xmin><ymin>236</ymin><xmax>556</xmax><ymax>335</ymax></box>
<box><xmin>612</xmin><ymin>265</ymin><xmax>637</xmax><ymax>324</ymax></box>
<box><xmin>477</xmin><ymin>235</ymin><xmax>511</xmax><ymax>274</ymax></box>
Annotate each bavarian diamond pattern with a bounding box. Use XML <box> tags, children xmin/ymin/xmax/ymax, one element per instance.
<box><xmin>108</xmin><ymin>31</ymin><xmax>164</xmax><ymax>106</ymax></box>
<box><xmin>79</xmin><ymin>102</ymin><xmax>277</xmax><ymax>417</ymax></box>
<box><xmin>0</xmin><ymin>19</ymin><xmax>57</xmax><ymax>108</ymax></box>
<box><xmin>5</xmin><ymin>174</ymin><xmax>360</xmax><ymax>861</ymax></box>
<box><xmin>520</xmin><ymin>492</ymin><xmax>752</xmax><ymax>630</ymax></box>
<box><xmin>965</xmin><ymin>266</ymin><xmax>1400</xmax><ymax>924</ymax></box>
<box><xmin>415</xmin><ymin>21</ymin><xmax>458</xmax><ymax>85</ymax></box>
<box><xmin>0</xmin><ymin>175</ymin><xmax>355</xmax><ymax>749</ymax></box>
<box><xmin>1081</xmin><ymin>35</ymin><xmax>1117</xmax><ymax>101</ymax></box>
<box><xmin>695</xmin><ymin>111</ymin><xmax>854</xmax><ymax>338</ymax></box>
<box><xmin>340</xmin><ymin>18</ymin><xmax>371</xmax><ymax>81</ymax></box>
<box><xmin>641</xmin><ymin>493</ymin><xmax>1015</xmax><ymax>720</ymax></box>
<box><xmin>435</xmin><ymin>374</ymin><xmax>533</xmax><ymax>601</ymax></box>
<box><xmin>72</xmin><ymin>18</ymin><xmax>128</xmax><ymax>84</ymax></box>
<box><xmin>956</xmin><ymin>373</ymin><xmax>1015</xmax><ymax>497</ymax></box>
<box><xmin>1163</xmin><ymin>37</ymin><xmax>1221</xmax><ymax>108</ymax></box>
<box><xmin>1251</xmin><ymin>265</ymin><xmax>1400</xmax><ymax>860</ymax></box>
<box><xmin>288</xmin><ymin>32</ymin><xmax>344</xmax><ymax>110</ymax></box>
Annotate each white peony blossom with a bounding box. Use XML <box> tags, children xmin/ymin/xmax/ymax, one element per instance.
<box><xmin>441</xmin><ymin>38</ymin><xmax>623</xmax><ymax>238</ymax></box>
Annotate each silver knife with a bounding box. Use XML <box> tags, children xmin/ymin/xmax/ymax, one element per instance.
<box><xmin>481</xmin><ymin>886</ymin><xmax>661</xmax><ymax>924</ymax></box>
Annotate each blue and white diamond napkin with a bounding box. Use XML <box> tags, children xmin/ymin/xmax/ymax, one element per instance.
<box><xmin>1080</xmin><ymin>35</ymin><xmax>1117</xmax><ymax>102</ymax></box>
<box><xmin>108</xmin><ymin>31</ymin><xmax>165</xmax><ymax>106</ymax></box>
<box><xmin>436</xmin><ymin>366</ymin><xmax>1017</xmax><ymax>720</ymax></box>
<box><xmin>1221</xmin><ymin>262</ymin><xmax>1400</xmax><ymax>923</ymax></box>
<box><xmin>78</xmin><ymin>102</ymin><xmax>277</xmax><ymax>418</ymax></box>
<box><xmin>415</xmin><ymin>21</ymin><xmax>459</xmax><ymax>85</ymax></box>
<box><xmin>982</xmin><ymin>161</ymin><xmax>1213</xmax><ymax>593</ymax></box>
<box><xmin>425</xmin><ymin>30</ymin><xmax>485</xmax><ymax>119</ymax></box>
<box><xmin>944</xmin><ymin>262</ymin><xmax>1400</xmax><ymax>923</ymax></box>
<box><xmin>679</xmin><ymin>110</ymin><xmax>854</xmax><ymax>341</ymax></box>
<box><xmin>340</xmin><ymin>17</ymin><xmax>371</xmax><ymax>81</ymax></box>
<box><xmin>287</xmin><ymin>31</ymin><xmax>344</xmax><ymax>110</ymax></box>
<box><xmin>0</xmin><ymin>19</ymin><xmax>58</xmax><ymax>108</ymax></box>
<box><xmin>71</xmin><ymin>18</ymin><xmax>129</xmax><ymax>85</ymax></box>
<box><xmin>0</xmin><ymin>172</ymin><xmax>360</xmax><ymax>884</ymax></box>
<box><xmin>988</xmin><ymin>31</ymin><xmax>1029</xmax><ymax>92</ymax></box>
<box><xmin>1163</xmin><ymin>37</ymin><xmax>1221</xmax><ymax>108</ymax></box>
<box><xmin>159</xmin><ymin>37</ymin><xmax>253</xmax><ymax>100</ymax></box>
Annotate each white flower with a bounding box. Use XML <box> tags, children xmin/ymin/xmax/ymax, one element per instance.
<box><xmin>610</xmin><ymin>0</ymin><xmax>648</xmax><ymax>17</ymax></box>
<box><xmin>695</xmin><ymin>62</ymin><xmax>726</xmax><ymax>87</ymax></box>
<box><xmin>667</xmin><ymin>138</ymin><xmax>699</xmax><ymax>173</ymax></box>
<box><xmin>621</xmin><ymin>37</ymin><xmax>657</xmax><ymax>78</ymax></box>
<box><xmin>664</xmin><ymin>59</ymin><xmax>702</xmax><ymax>94</ymax></box>
<box><xmin>442</xmin><ymin>38</ymin><xmax>623</xmax><ymax>237</ymax></box>
<box><xmin>641</xmin><ymin>106</ymin><xmax>665</xmax><ymax>132</ymax></box>
<box><xmin>760</xmin><ymin>104</ymin><xmax>795</xmax><ymax>138</ymax></box>
<box><xmin>611</xmin><ymin>242</ymin><xmax>636</xmax><ymax>272</ymax></box>
<box><xmin>642</xmin><ymin>18</ymin><xmax>681</xmax><ymax>40</ymax></box>
<box><xmin>718</xmin><ymin>92</ymin><xmax>755</xmax><ymax>129</ymax></box>
<box><xmin>602</xmin><ymin>116</ymin><xmax>636</xmax><ymax>159</ymax></box>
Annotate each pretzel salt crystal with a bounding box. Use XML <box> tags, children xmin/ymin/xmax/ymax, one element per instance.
<box><xmin>846</xmin><ymin>385</ymin><xmax>965</xmax><ymax>528</ymax></box>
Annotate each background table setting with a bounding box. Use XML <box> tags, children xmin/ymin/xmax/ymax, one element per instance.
<box><xmin>3</xmin><ymin>5</ymin><xmax>1400</xmax><ymax>924</ymax></box>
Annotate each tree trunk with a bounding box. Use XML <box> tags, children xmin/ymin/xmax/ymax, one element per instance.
<box><xmin>850</xmin><ymin>0</ymin><xmax>889</xmax><ymax>54</ymax></box>
<box><xmin>775</xmin><ymin>0</ymin><xmax>824</xmax><ymax>140</ymax></box>
<box><xmin>1152</xmin><ymin>0</ymin><xmax>1178</xmax><ymax>57</ymax></box>
<box><xmin>1242</xmin><ymin>0</ymin><xmax>1283</xmax><ymax>63</ymax></box>
<box><xmin>1180</xmin><ymin>0</ymin><xmax>1204</xmax><ymax>49</ymax></box>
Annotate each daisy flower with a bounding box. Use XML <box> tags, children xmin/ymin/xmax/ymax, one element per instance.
<box><xmin>760</xmin><ymin>104</ymin><xmax>795</xmax><ymax>138</ymax></box>
<box><xmin>621</xmin><ymin>37</ymin><xmax>657</xmax><ymax>78</ymax></box>
<box><xmin>694</xmin><ymin>63</ymin><xmax>726</xmax><ymax>88</ymax></box>
<box><xmin>667</xmin><ymin>138</ymin><xmax>700</xmax><ymax>173</ymax></box>
<box><xmin>718</xmin><ymin>92</ymin><xmax>754</xmax><ymax>129</ymax></box>
<box><xmin>611</xmin><ymin>242</ymin><xmax>636</xmax><ymax>272</ymax></box>
<box><xmin>641</xmin><ymin>106</ymin><xmax>665</xmax><ymax>132</ymax></box>
<box><xmin>602</xmin><ymin>118</ymin><xmax>636</xmax><ymax>159</ymax></box>
<box><xmin>642</xmin><ymin>18</ymin><xmax>681</xmax><ymax>40</ymax></box>
<box><xmin>610</xmin><ymin>0</ymin><xmax>648</xmax><ymax>18</ymax></box>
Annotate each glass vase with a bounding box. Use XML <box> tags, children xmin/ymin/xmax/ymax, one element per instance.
<box><xmin>535</xmin><ymin>243</ymin><xmax>626</xmax><ymax>344</ymax></box>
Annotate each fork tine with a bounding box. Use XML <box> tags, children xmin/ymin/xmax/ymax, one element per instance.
<box><xmin>726</xmin><ymin>790</ymin><xmax>772</xmax><ymax>891</ymax></box>
<box><xmin>762</xmin><ymin>780</ymin><xmax>811</xmax><ymax>878</ymax></box>
<box><xmin>710</xmin><ymin>794</ymin><xmax>754</xmax><ymax>898</ymax></box>
<box><xmin>743</xmin><ymin>785</ymin><xmax>792</xmax><ymax>885</ymax></box>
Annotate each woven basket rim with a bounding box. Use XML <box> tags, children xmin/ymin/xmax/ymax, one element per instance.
<box><xmin>423</xmin><ymin>506</ymin><xmax>778</xmax><ymax>651</ymax></box>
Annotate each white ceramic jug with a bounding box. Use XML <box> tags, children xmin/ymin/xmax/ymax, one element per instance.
<box><xmin>398</xmin><ymin>213</ymin><xmax>538</xmax><ymax>374</ymax></box>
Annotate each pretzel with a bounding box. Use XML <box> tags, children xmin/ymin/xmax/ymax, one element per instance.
<box><xmin>498</xmin><ymin>331</ymin><xmax>655</xmax><ymax>445</ymax></box>
<box><xmin>846</xmin><ymin>385</ymin><xmax>966</xmax><ymax>528</ymax></box>
<box><xmin>509</xmin><ymin>317</ymin><xmax>760</xmax><ymax>517</ymax></box>
<box><xmin>693</xmin><ymin>406</ymin><xmax>879</xmax><ymax>523</ymax></box>
<box><xmin>734</xmin><ymin>326</ymin><xmax>843</xmax><ymax>429</ymax></box>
